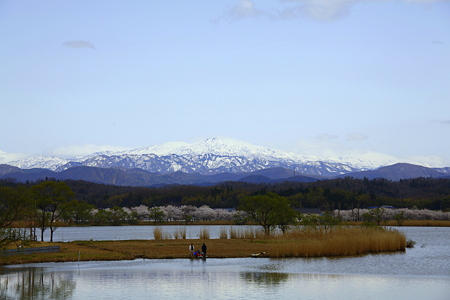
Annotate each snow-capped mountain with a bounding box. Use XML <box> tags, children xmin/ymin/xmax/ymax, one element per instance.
<box><xmin>8</xmin><ymin>137</ymin><xmax>382</xmax><ymax>176</ymax></box>
<box><xmin>115</xmin><ymin>137</ymin><xmax>315</xmax><ymax>160</ymax></box>
<box><xmin>8</xmin><ymin>155</ymin><xmax>71</xmax><ymax>170</ymax></box>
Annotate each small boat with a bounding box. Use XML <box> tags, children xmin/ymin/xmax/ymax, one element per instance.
<box><xmin>251</xmin><ymin>252</ymin><xmax>266</xmax><ymax>257</ymax></box>
<box><xmin>192</xmin><ymin>251</ymin><xmax>205</xmax><ymax>259</ymax></box>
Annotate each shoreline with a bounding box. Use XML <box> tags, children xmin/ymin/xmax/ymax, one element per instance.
<box><xmin>12</xmin><ymin>219</ymin><xmax>450</xmax><ymax>228</ymax></box>
<box><xmin>1</xmin><ymin>227</ymin><xmax>407</xmax><ymax>266</ymax></box>
<box><xmin>1</xmin><ymin>240</ymin><xmax>406</xmax><ymax>266</ymax></box>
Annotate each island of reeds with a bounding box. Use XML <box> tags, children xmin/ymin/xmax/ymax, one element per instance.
<box><xmin>3</xmin><ymin>181</ymin><xmax>444</xmax><ymax>266</ymax></box>
<box><xmin>0</xmin><ymin>225</ymin><xmax>406</xmax><ymax>265</ymax></box>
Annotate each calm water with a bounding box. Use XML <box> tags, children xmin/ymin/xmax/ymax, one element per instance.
<box><xmin>1</xmin><ymin>227</ymin><xmax>449</xmax><ymax>300</ymax></box>
<box><xmin>37</xmin><ymin>224</ymin><xmax>261</xmax><ymax>241</ymax></box>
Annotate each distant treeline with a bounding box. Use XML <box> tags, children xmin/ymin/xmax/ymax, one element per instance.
<box><xmin>1</xmin><ymin>176</ymin><xmax>449</xmax><ymax>211</ymax></box>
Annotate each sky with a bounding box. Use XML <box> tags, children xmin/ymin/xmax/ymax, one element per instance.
<box><xmin>1</xmin><ymin>0</ymin><xmax>449</xmax><ymax>167</ymax></box>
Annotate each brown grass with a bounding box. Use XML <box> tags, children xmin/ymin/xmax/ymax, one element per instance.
<box><xmin>173</xmin><ymin>227</ymin><xmax>186</xmax><ymax>239</ymax></box>
<box><xmin>219</xmin><ymin>227</ymin><xmax>228</xmax><ymax>239</ymax></box>
<box><xmin>227</xmin><ymin>226</ymin><xmax>264</xmax><ymax>239</ymax></box>
<box><xmin>199</xmin><ymin>227</ymin><xmax>210</xmax><ymax>239</ymax></box>
<box><xmin>0</xmin><ymin>226</ymin><xmax>406</xmax><ymax>265</ymax></box>
<box><xmin>395</xmin><ymin>220</ymin><xmax>450</xmax><ymax>227</ymax></box>
<box><xmin>270</xmin><ymin>227</ymin><xmax>406</xmax><ymax>257</ymax></box>
<box><xmin>153</xmin><ymin>227</ymin><xmax>162</xmax><ymax>240</ymax></box>
<box><xmin>343</xmin><ymin>220</ymin><xmax>450</xmax><ymax>227</ymax></box>
<box><xmin>0</xmin><ymin>241</ymin><xmax>133</xmax><ymax>265</ymax></box>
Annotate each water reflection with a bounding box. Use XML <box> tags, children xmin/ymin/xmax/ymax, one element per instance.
<box><xmin>1</xmin><ymin>259</ymin><xmax>449</xmax><ymax>300</ymax></box>
<box><xmin>0</xmin><ymin>267</ymin><xmax>76</xmax><ymax>300</ymax></box>
<box><xmin>241</xmin><ymin>272</ymin><xmax>289</xmax><ymax>286</ymax></box>
<box><xmin>1</xmin><ymin>227</ymin><xmax>449</xmax><ymax>299</ymax></box>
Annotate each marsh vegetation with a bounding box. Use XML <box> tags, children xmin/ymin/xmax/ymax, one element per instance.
<box><xmin>0</xmin><ymin>225</ymin><xmax>406</xmax><ymax>265</ymax></box>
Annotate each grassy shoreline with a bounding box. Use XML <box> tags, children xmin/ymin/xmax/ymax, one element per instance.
<box><xmin>12</xmin><ymin>219</ymin><xmax>450</xmax><ymax>228</ymax></box>
<box><xmin>0</xmin><ymin>227</ymin><xmax>407</xmax><ymax>266</ymax></box>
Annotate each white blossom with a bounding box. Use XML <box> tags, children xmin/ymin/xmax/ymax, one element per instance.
<box><xmin>334</xmin><ymin>208</ymin><xmax>450</xmax><ymax>221</ymax></box>
<box><xmin>131</xmin><ymin>205</ymin><xmax>150</xmax><ymax>219</ymax></box>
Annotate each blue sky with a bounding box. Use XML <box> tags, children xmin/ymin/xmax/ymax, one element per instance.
<box><xmin>1</xmin><ymin>0</ymin><xmax>449</xmax><ymax>167</ymax></box>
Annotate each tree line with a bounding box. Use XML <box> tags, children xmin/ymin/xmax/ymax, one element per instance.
<box><xmin>66</xmin><ymin>177</ymin><xmax>450</xmax><ymax>210</ymax></box>
<box><xmin>2</xmin><ymin>177</ymin><xmax>450</xmax><ymax>248</ymax></box>
<box><xmin>1</xmin><ymin>176</ymin><xmax>450</xmax><ymax>211</ymax></box>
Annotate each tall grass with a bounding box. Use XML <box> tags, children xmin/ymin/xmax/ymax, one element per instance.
<box><xmin>229</xmin><ymin>226</ymin><xmax>238</xmax><ymax>239</ymax></box>
<box><xmin>1</xmin><ymin>226</ymin><xmax>407</xmax><ymax>265</ymax></box>
<box><xmin>343</xmin><ymin>220</ymin><xmax>450</xmax><ymax>227</ymax></box>
<box><xmin>397</xmin><ymin>220</ymin><xmax>450</xmax><ymax>227</ymax></box>
<box><xmin>227</xmin><ymin>226</ymin><xmax>264</xmax><ymax>239</ymax></box>
<box><xmin>154</xmin><ymin>227</ymin><xmax>187</xmax><ymax>240</ymax></box>
<box><xmin>153</xmin><ymin>227</ymin><xmax>163</xmax><ymax>240</ymax></box>
<box><xmin>173</xmin><ymin>227</ymin><xmax>186</xmax><ymax>239</ymax></box>
<box><xmin>267</xmin><ymin>226</ymin><xmax>406</xmax><ymax>257</ymax></box>
<box><xmin>219</xmin><ymin>227</ymin><xmax>228</xmax><ymax>239</ymax></box>
<box><xmin>242</xmin><ymin>227</ymin><xmax>255</xmax><ymax>239</ymax></box>
<box><xmin>199</xmin><ymin>227</ymin><xmax>210</xmax><ymax>239</ymax></box>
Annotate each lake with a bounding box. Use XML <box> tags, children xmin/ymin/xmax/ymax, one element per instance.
<box><xmin>36</xmin><ymin>224</ymin><xmax>263</xmax><ymax>241</ymax></box>
<box><xmin>1</xmin><ymin>226</ymin><xmax>449</xmax><ymax>299</ymax></box>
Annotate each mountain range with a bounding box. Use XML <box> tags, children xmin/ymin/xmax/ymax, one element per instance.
<box><xmin>7</xmin><ymin>137</ymin><xmax>364</xmax><ymax>176</ymax></box>
<box><xmin>2</xmin><ymin>138</ymin><xmax>449</xmax><ymax>186</ymax></box>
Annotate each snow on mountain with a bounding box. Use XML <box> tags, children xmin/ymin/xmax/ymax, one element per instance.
<box><xmin>124</xmin><ymin>141</ymin><xmax>192</xmax><ymax>156</ymax></box>
<box><xmin>323</xmin><ymin>154</ymin><xmax>399</xmax><ymax>170</ymax></box>
<box><xmin>121</xmin><ymin>137</ymin><xmax>313</xmax><ymax>161</ymax></box>
<box><xmin>8</xmin><ymin>156</ymin><xmax>72</xmax><ymax>171</ymax></box>
<box><xmin>7</xmin><ymin>137</ymin><xmax>397</xmax><ymax>175</ymax></box>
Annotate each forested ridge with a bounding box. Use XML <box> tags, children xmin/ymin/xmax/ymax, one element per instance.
<box><xmin>1</xmin><ymin>176</ymin><xmax>449</xmax><ymax>211</ymax></box>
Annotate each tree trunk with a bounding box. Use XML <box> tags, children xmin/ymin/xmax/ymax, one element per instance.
<box><xmin>50</xmin><ymin>227</ymin><xmax>54</xmax><ymax>242</ymax></box>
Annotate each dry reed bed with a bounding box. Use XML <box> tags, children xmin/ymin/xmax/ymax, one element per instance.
<box><xmin>396</xmin><ymin>220</ymin><xmax>450</xmax><ymax>227</ymax></box>
<box><xmin>1</xmin><ymin>227</ymin><xmax>406</xmax><ymax>265</ymax></box>
<box><xmin>343</xmin><ymin>220</ymin><xmax>450</xmax><ymax>227</ymax></box>
<box><xmin>269</xmin><ymin>227</ymin><xmax>406</xmax><ymax>257</ymax></box>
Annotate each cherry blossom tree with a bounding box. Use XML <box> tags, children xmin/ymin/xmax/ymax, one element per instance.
<box><xmin>215</xmin><ymin>209</ymin><xmax>235</xmax><ymax>221</ymax></box>
<box><xmin>162</xmin><ymin>205</ymin><xmax>182</xmax><ymax>222</ymax></box>
<box><xmin>194</xmin><ymin>205</ymin><xmax>216</xmax><ymax>221</ymax></box>
<box><xmin>131</xmin><ymin>205</ymin><xmax>150</xmax><ymax>220</ymax></box>
<box><xmin>334</xmin><ymin>208</ymin><xmax>450</xmax><ymax>221</ymax></box>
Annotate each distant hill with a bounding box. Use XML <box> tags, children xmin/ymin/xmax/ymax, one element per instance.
<box><xmin>249</xmin><ymin>167</ymin><xmax>297</xmax><ymax>178</ymax></box>
<box><xmin>1</xmin><ymin>161</ymin><xmax>449</xmax><ymax>186</ymax></box>
<box><xmin>0</xmin><ymin>164</ymin><xmax>22</xmax><ymax>176</ymax></box>
<box><xmin>0</xmin><ymin>165</ymin><xmax>318</xmax><ymax>186</ymax></box>
<box><xmin>238</xmin><ymin>175</ymin><xmax>274</xmax><ymax>184</ymax></box>
<box><xmin>0</xmin><ymin>165</ymin><xmax>56</xmax><ymax>182</ymax></box>
<box><xmin>2</xmin><ymin>166</ymin><xmax>449</xmax><ymax>211</ymax></box>
<box><xmin>339</xmin><ymin>163</ymin><xmax>446</xmax><ymax>180</ymax></box>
